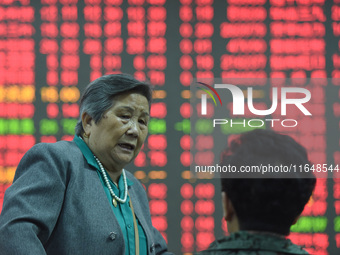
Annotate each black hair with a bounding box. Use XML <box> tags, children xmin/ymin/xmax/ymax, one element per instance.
<box><xmin>75</xmin><ymin>73</ymin><xmax>152</xmax><ymax>136</ymax></box>
<box><xmin>220</xmin><ymin>129</ymin><xmax>316</xmax><ymax>236</ymax></box>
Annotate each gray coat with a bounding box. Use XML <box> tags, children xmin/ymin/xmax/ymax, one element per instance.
<box><xmin>0</xmin><ymin>140</ymin><xmax>172</xmax><ymax>255</ymax></box>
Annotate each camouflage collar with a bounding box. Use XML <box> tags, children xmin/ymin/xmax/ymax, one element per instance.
<box><xmin>204</xmin><ymin>231</ymin><xmax>309</xmax><ymax>254</ymax></box>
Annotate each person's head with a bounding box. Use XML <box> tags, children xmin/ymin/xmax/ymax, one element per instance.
<box><xmin>220</xmin><ymin>129</ymin><xmax>316</xmax><ymax>236</ymax></box>
<box><xmin>75</xmin><ymin>73</ymin><xmax>152</xmax><ymax>174</ymax></box>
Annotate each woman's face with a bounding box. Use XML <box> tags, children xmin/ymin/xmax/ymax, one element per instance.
<box><xmin>84</xmin><ymin>92</ymin><xmax>149</xmax><ymax>173</ymax></box>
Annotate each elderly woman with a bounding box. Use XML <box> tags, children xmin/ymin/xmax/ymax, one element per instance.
<box><xmin>0</xmin><ymin>74</ymin><xmax>172</xmax><ymax>255</ymax></box>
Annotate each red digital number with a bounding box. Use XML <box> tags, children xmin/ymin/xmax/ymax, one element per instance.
<box><xmin>180</xmin><ymin>39</ymin><xmax>193</xmax><ymax>54</ymax></box>
<box><xmin>147</xmin><ymin>21</ymin><xmax>166</xmax><ymax>37</ymax></box>
<box><xmin>181</xmin><ymin>232</ymin><xmax>194</xmax><ymax>249</ymax></box>
<box><xmin>220</xmin><ymin>23</ymin><xmax>266</xmax><ymax>38</ymax></box>
<box><xmin>40</xmin><ymin>136</ymin><xmax>57</xmax><ymax>143</ymax></box>
<box><xmin>147</xmin><ymin>71</ymin><xmax>165</xmax><ymax>86</ymax></box>
<box><xmin>180</xmin><ymin>151</ymin><xmax>192</xmax><ymax>167</ymax></box>
<box><xmin>181</xmin><ymin>200</ymin><xmax>194</xmax><ymax>215</ymax></box>
<box><xmin>149</xmin><ymin>200</ymin><xmax>167</xmax><ymax>214</ymax></box>
<box><xmin>196</xmin><ymin>55</ymin><xmax>214</xmax><ymax>70</ymax></box>
<box><xmin>40</xmin><ymin>23</ymin><xmax>58</xmax><ymax>38</ymax></box>
<box><xmin>61</xmin><ymin>55</ymin><xmax>79</xmax><ymax>70</ymax></box>
<box><xmin>60</xmin><ymin>0</ymin><xmax>78</xmax><ymax>4</ymax></box>
<box><xmin>40</xmin><ymin>39</ymin><xmax>58</xmax><ymax>54</ymax></box>
<box><xmin>195</xmin><ymin>0</ymin><xmax>213</xmax><ymax>5</ymax></box>
<box><xmin>60</xmin><ymin>23</ymin><xmax>79</xmax><ymax>38</ymax></box>
<box><xmin>47</xmin><ymin>103</ymin><xmax>59</xmax><ymax>118</ymax></box>
<box><xmin>195</xmin><ymin>216</ymin><xmax>214</xmax><ymax>231</ymax></box>
<box><xmin>128</xmin><ymin>0</ymin><xmax>144</xmax><ymax>5</ymax></box>
<box><xmin>179</xmin><ymin>6</ymin><xmax>193</xmax><ymax>22</ymax></box>
<box><xmin>180</xmin><ymin>71</ymin><xmax>193</xmax><ymax>86</ymax></box>
<box><xmin>180</xmin><ymin>55</ymin><xmax>193</xmax><ymax>70</ymax></box>
<box><xmin>104</xmin><ymin>38</ymin><xmax>123</xmax><ymax>54</ymax></box>
<box><xmin>103</xmin><ymin>55</ymin><xmax>121</xmax><ymax>70</ymax></box>
<box><xmin>134</xmin><ymin>151</ymin><xmax>146</xmax><ymax>167</ymax></box>
<box><xmin>147</xmin><ymin>55</ymin><xmax>167</xmax><ymax>70</ymax></box>
<box><xmin>194</xmin><ymin>151</ymin><xmax>214</xmax><ymax>166</ymax></box>
<box><xmin>84</xmin><ymin>6</ymin><xmax>102</xmax><ymax>22</ymax></box>
<box><xmin>195</xmin><ymin>5</ymin><xmax>213</xmax><ymax>21</ymax></box>
<box><xmin>195</xmin><ymin>23</ymin><xmax>213</xmax><ymax>38</ymax></box>
<box><xmin>180</xmin><ymin>135</ymin><xmax>192</xmax><ymax>151</ymax></box>
<box><xmin>196</xmin><ymin>232</ymin><xmax>215</xmax><ymax>251</ymax></box>
<box><xmin>227</xmin><ymin>39</ymin><xmax>267</xmax><ymax>53</ymax></box>
<box><xmin>5</xmin><ymin>151</ymin><xmax>24</xmax><ymax>166</ymax></box>
<box><xmin>194</xmin><ymin>39</ymin><xmax>212</xmax><ymax>54</ymax></box>
<box><xmin>179</xmin><ymin>23</ymin><xmax>193</xmax><ymax>38</ymax></box>
<box><xmin>62</xmin><ymin>104</ymin><xmax>79</xmax><ymax>118</ymax></box>
<box><xmin>61</xmin><ymin>71</ymin><xmax>78</xmax><ymax>86</ymax></box>
<box><xmin>127</xmin><ymin>21</ymin><xmax>145</xmax><ymax>36</ymax></box>
<box><xmin>84</xmin><ymin>23</ymin><xmax>102</xmax><ymax>38</ymax></box>
<box><xmin>104</xmin><ymin>0</ymin><xmax>123</xmax><ymax>4</ymax></box>
<box><xmin>181</xmin><ymin>216</ymin><xmax>194</xmax><ymax>231</ymax></box>
<box><xmin>148</xmin><ymin>135</ymin><xmax>167</xmax><ymax>150</ymax></box>
<box><xmin>61</xmin><ymin>5</ymin><xmax>78</xmax><ymax>21</ymax></box>
<box><xmin>195</xmin><ymin>183</ymin><xmax>215</xmax><ymax>199</ymax></box>
<box><xmin>147</xmin><ymin>0</ymin><xmax>166</xmax><ymax>4</ymax></box>
<box><xmin>195</xmin><ymin>135</ymin><xmax>213</xmax><ymax>151</ymax></box>
<box><xmin>126</xmin><ymin>37</ymin><xmax>145</xmax><ymax>55</ymax></box>
<box><xmin>83</xmin><ymin>39</ymin><xmax>102</xmax><ymax>54</ymax></box>
<box><xmin>195</xmin><ymin>200</ymin><xmax>215</xmax><ymax>215</ymax></box>
<box><xmin>151</xmin><ymin>216</ymin><xmax>167</xmax><ymax>231</ymax></box>
<box><xmin>148</xmin><ymin>183</ymin><xmax>167</xmax><ymax>199</ymax></box>
<box><xmin>47</xmin><ymin>71</ymin><xmax>58</xmax><ymax>86</ymax></box>
<box><xmin>150</xmin><ymin>102</ymin><xmax>167</xmax><ymax>118</ymax></box>
<box><xmin>127</xmin><ymin>7</ymin><xmax>145</xmax><ymax>20</ymax></box>
<box><xmin>181</xmin><ymin>183</ymin><xmax>193</xmax><ymax>199</ymax></box>
<box><xmin>104</xmin><ymin>22</ymin><xmax>121</xmax><ymax>37</ymax></box>
<box><xmin>147</xmin><ymin>38</ymin><xmax>166</xmax><ymax>54</ymax></box>
<box><xmin>61</xmin><ymin>39</ymin><xmax>79</xmax><ymax>54</ymax></box>
<box><xmin>133</xmin><ymin>55</ymin><xmax>145</xmax><ymax>70</ymax></box>
<box><xmin>148</xmin><ymin>7</ymin><xmax>166</xmax><ymax>21</ymax></box>
<box><xmin>148</xmin><ymin>151</ymin><xmax>167</xmax><ymax>167</ymax></box>
<box><xmin>180</xmin><ymin>103</ymin><xmax>192</xmax><ymax>118</ymax></box>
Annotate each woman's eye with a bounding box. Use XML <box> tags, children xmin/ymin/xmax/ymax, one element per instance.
<box><xmin>121</xmin><ymin>115</ymin><xmax>130</xmax><ymax>119</ymax></box>
<box><xmin>139</xmin><ymin>119</ymin><xmax>147</xmax><ymax>125</ymax></box>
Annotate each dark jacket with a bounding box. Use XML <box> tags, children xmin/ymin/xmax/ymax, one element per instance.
<box><xmin>0</xmin><ymin>140</ymin><xmax>171</xmax><ymax>255</ymax></box>
<box><xmin>199</xmin><ymin>231</ymin><xmax>309</xmax><ymax>255</ymax></box>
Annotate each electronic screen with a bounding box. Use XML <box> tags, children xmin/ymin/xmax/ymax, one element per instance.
<box><xmin>0</xmin><ymin>0</ymin><xmax>339</xmax><ymax>254</ymax></box>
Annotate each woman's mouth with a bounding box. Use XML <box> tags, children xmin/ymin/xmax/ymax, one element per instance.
<box><xmin>118</xmin><ymin>143</ymin><xmax>135</xmax><ymax>151</ymax></box>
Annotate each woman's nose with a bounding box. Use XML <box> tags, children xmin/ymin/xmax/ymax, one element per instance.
<box><xmin>126</xmin><ymin>120</ymin><xmax>138</xmax><ymax>137</ymax></box>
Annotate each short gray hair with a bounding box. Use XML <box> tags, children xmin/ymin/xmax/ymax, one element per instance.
<box><xmin>75</xmin><ymin>73</ymin><xmax>152</xmax><ymax>136</ymax></box>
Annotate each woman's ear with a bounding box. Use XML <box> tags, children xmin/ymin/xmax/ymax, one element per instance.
<box><xmin>222</xmin><ymin>191</ymin><xmax>235</xmax><ymax>222</ymax></box>
<box><xmin>81</xmin><ymin>112</ymin><xmax>93</xmax><ymax>136</ymax></box>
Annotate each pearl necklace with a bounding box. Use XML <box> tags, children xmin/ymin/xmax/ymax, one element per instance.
<box><xmin>94</xmin><ymin>156</ymin><xmax>128</xmax><ymax>207</ymax></box>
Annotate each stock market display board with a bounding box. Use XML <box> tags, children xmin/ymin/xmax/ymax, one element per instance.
<box><xmin>0</xmin><ymin>0</ymin><xmax>339</xmax><ymax>254</ymax></box>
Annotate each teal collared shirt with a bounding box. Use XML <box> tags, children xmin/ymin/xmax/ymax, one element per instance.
<box><xmin>74</xmin><ymin>136</ymin><xmax>147</xmax><ymax>255</ymax></box>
